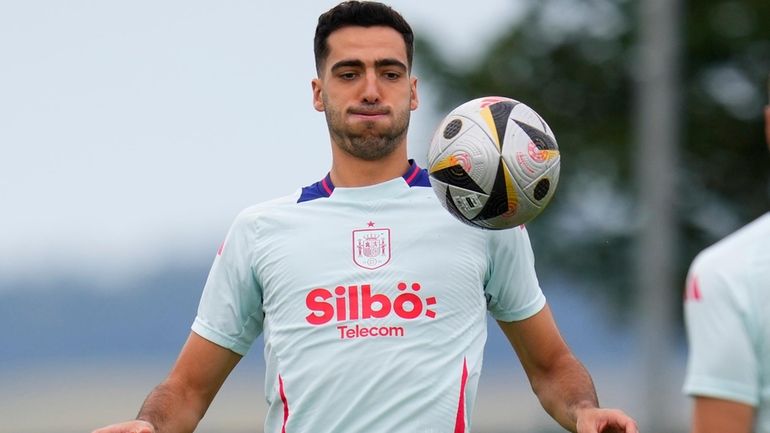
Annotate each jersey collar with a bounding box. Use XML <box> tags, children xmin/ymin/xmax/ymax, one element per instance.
<box><xmin>298</xmin><ymin>160</ymin><xmax>429</xmax><ymax>203</ymax></box>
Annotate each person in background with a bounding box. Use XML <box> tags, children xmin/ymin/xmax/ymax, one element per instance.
<box><xmin>683</xmin><ymin>84</ymin><xmax>770</xmax><ymax>433</ymax></box>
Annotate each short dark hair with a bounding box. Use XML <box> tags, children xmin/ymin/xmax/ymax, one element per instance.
<box><xmin>314</xmin><ymin>1</ymin><xmax>414</xmax><ymax>74</ymax></box>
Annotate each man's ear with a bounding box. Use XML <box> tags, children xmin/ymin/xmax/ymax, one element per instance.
<box><xmin>410</xmin><ymin>76</ymin><xmax>419</xmax><ymax>111</ymax></box>
<box><xmin>312</xmin><ymin>78</ymin><xmax>324</xmax><ymax>112</ymax></box>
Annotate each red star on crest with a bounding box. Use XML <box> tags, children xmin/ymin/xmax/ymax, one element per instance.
<box><xmin>367</xmin><ymin>221</ymin><xmax>375</xmax><ymax>227</ymax></box>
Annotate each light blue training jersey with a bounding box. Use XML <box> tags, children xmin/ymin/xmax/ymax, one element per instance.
<box><xmin>684</xmin><ymin>213</ymin><xmax>770</xmax><ymax>433</ymax></box>
<box><xmin>192</xmin><ymin>162</ymin><xmax>546</xmax><ymax>433</ymax></box>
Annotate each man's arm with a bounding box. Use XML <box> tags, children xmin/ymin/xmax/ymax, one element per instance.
<box><xmin>497</xmin><ymin>305</ymin><xmax>638</xmax><ymax>433</ymax></box>
<box><xmin>92</xmin><ymin>331</ymin><xmax>242</xmax><ymax>433</ymax></box>
<box><xmin>691</xmin><ymin>396</ymin><xmax>754</xmax><ymax>433</ymax></box>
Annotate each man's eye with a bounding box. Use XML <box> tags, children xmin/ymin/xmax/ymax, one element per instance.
<box><xmin>384</xmin><ymin>72</ymin><xmax>401</xmax><ymax>80</ymax></box>
<box><xmin>340</xmin><ymin>72</ymin><xmax>358</xmax><ymax>80</ymax></box>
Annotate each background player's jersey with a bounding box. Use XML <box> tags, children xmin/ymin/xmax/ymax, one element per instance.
<box><xmin>193</xmin><ymin>163</ymin><xmax>546</xmax><ymax>433</ymax></box>
<box><xmin>684</xmin><ymin>213</ymin><xmax>770</xmax><ymax>433</ymax></box>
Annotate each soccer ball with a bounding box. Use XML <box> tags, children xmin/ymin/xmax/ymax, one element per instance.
<box><xmin>427</xmin><ymin>96</ymin><xmax>560</xmax><ymax>230</ymax></box>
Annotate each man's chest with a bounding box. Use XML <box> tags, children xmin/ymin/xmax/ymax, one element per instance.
<box><xmin>253</xmin><ymin>204</ymin><xmax>489</xmax><ymax>334</ymax></box>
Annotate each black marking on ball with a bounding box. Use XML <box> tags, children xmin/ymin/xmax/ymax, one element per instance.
<box><xmin>472</xmin><ymin>158</ymin><xmax>510</xmax><ymax>221</ymax></box>
<box><xmin>431</xmin><ymin>165</ymin><xmax>485</xmax><ymax>194</ymax></box>
<box><xmin>489</xmin><ymin>101</ymin><xmax>516</xmax><ymax>150</ymax></box>
<box><xmin>514</xmin><ymin>120</ymin><xmax>558</xmax><ymax>151</ymax></box>
<box><xmin>443</xmin><ymin>119</ymin><xmax>463</xmax><ymax>139</ymax></box>
<box><xmin>444</xmin><ymin>188</ymin><xmax>483</xmax><ymax>228</ymax></box>
<box><xmin>534</xmin><ymin>178</ymin><xmax>550</xmax><ymax>201</ymax></box>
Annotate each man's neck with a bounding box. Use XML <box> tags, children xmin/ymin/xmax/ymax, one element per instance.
<box><xmin>329</xmin><ymin>147</ymin><xmax>411</xmax><ymax>188</ymax></box>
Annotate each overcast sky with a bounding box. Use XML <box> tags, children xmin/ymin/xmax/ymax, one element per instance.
<box><xmin>0</xmin><ymin>0</ymin><xmax>525</xmax><ymax>284</ymax></box>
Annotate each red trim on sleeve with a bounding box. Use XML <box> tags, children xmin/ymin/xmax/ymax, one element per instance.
<box><xmin>685</xmin><ymin>276</ymin><xmax>702</xmax><ymax>301</ymax></box>
<box><xmin>692</xmin><ymin>277</ymin><xmax>702</xmax><ymax>300</ymax></box>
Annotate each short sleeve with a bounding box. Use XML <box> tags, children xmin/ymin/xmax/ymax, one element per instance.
<box><xmin>192</xmin><ymin>210</ymin><xmax>264</xmax><ymax>356</ymax></box>
<box><xmin>683</xmin><ymin>260</ymin><xmax>759</xmax><ymax>406</ymax></box>
<box><xmin>484</xmin><ymin>226</ymin><xmax>546</xmax><ymax>322</ymax></box>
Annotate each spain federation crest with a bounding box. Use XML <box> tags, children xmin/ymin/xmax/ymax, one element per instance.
<box><xmin>352</xmin><ymin>226</ymin><xmax>391</xmax><ymax>270</ymax></box>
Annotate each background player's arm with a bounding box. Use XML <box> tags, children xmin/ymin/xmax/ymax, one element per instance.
<box><xmin>691</xmin><ymin>396</ymin><xmax>754</xmax><ymax>433</ymax></box>
<box><xmin>498</xmin><ymin>305</ymin><xmax>637</xmax><ymax>433</ymax></box>
<box><xmin>92</xmin><ymin>331</ymin><xmax>241</xmax><ymax>433</ymax></box>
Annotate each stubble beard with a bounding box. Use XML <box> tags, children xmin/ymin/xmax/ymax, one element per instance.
<box><xmin>325</xmin><ymin>102</ymin><xmax>411</xmax><ymax>161</ymax></box>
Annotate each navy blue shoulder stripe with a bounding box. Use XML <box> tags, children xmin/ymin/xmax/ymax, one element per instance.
<box><xmin>404</xmin><ymin>164</ymin><xmax>431</xmax><ymax>187</ymax></box>
<box><xmin>298</xmin><ymin>173</ymin><xmax>334</xmax><ymax>203</ymax></box>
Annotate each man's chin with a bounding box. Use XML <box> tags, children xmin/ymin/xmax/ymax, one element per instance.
<box><xmin>344</xmin><ymin>144</ymin><xmax>398</xmax><ymax>161</ymax></box>
<box><xmin>346</xmin><ymin>121</ymin><xmax>389</xmax><ymax>134</ymax></box>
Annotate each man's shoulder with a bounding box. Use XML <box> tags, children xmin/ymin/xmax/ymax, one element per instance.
<box><xmin>699</xmin><ymin>213</ymin><xmax>769</xmax><ymax>257</ymax></box>
<box><xmin>692</xmin><ymin>213</ymin><xmax>770</xmax><ymax>278</ymax></box>
<box><xmin>233</xmin><ymin>189</ymin><xmax>304</xmax><ymax>222</ymax></box>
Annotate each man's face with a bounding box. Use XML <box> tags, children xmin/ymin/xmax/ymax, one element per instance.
<box><xmin>312</xmin><ymin>26</ymin><xmax>419</xmax><ymax>161</ymax></box>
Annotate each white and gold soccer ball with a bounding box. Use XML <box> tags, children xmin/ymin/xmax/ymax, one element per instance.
<box><xmin>428</xmin><ymin>96</ymin><xmax>561</xmax><ymax>230</ymax></box>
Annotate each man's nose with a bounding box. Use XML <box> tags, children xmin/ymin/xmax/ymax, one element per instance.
<box><xmin>361</xmin><ymin>71</ymin><xmax>381</xmax><ymax>104</ymax></box>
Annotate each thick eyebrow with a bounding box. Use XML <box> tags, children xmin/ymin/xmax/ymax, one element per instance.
<box><xmin>330</xmin><ymin>59</ymin><xmax>365</xmax><ymax>73</ymax></box>
<box><xmin>374</xmin><ymin>58</ymin><xmax>408</xmax><ymax>72</ymax></box>
<box><xmin>330</xmin><ymin>58</ymin><xmax>408</xmax><ymax>74</ymax></box>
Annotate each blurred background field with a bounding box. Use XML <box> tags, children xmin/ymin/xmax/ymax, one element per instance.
<box><xmin>1</xmin><ymin>0</ymin><xmax>769</xmax><ymax>432</ymax></box>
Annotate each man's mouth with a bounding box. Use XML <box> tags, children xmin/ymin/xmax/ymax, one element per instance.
<box><xmin>349</xmin><ymin>108</ymin><xmax>389</xmax><ymax>119</ymax></box>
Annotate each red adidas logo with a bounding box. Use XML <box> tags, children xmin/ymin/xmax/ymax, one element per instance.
<box><xmin>684</xmin><ymin>275</ymin><xmax>702</xmax><ymax>301</ymax></box>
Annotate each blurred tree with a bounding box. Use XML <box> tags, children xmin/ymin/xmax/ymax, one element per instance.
<box><xmin>415</xmin><ymin>0</ymin><xmax>770</xmax><ymax>315</ymax></box>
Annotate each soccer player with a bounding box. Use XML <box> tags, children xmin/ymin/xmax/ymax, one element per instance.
<box><xmin>92</xmin><ymin>2</ymin><xmax>638</xmax><ymax>432</ymax></box>
<box><xmin>683</xmin><ymin>92</ymin><xmax>770</xmax><ymax>433</ymax></box>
